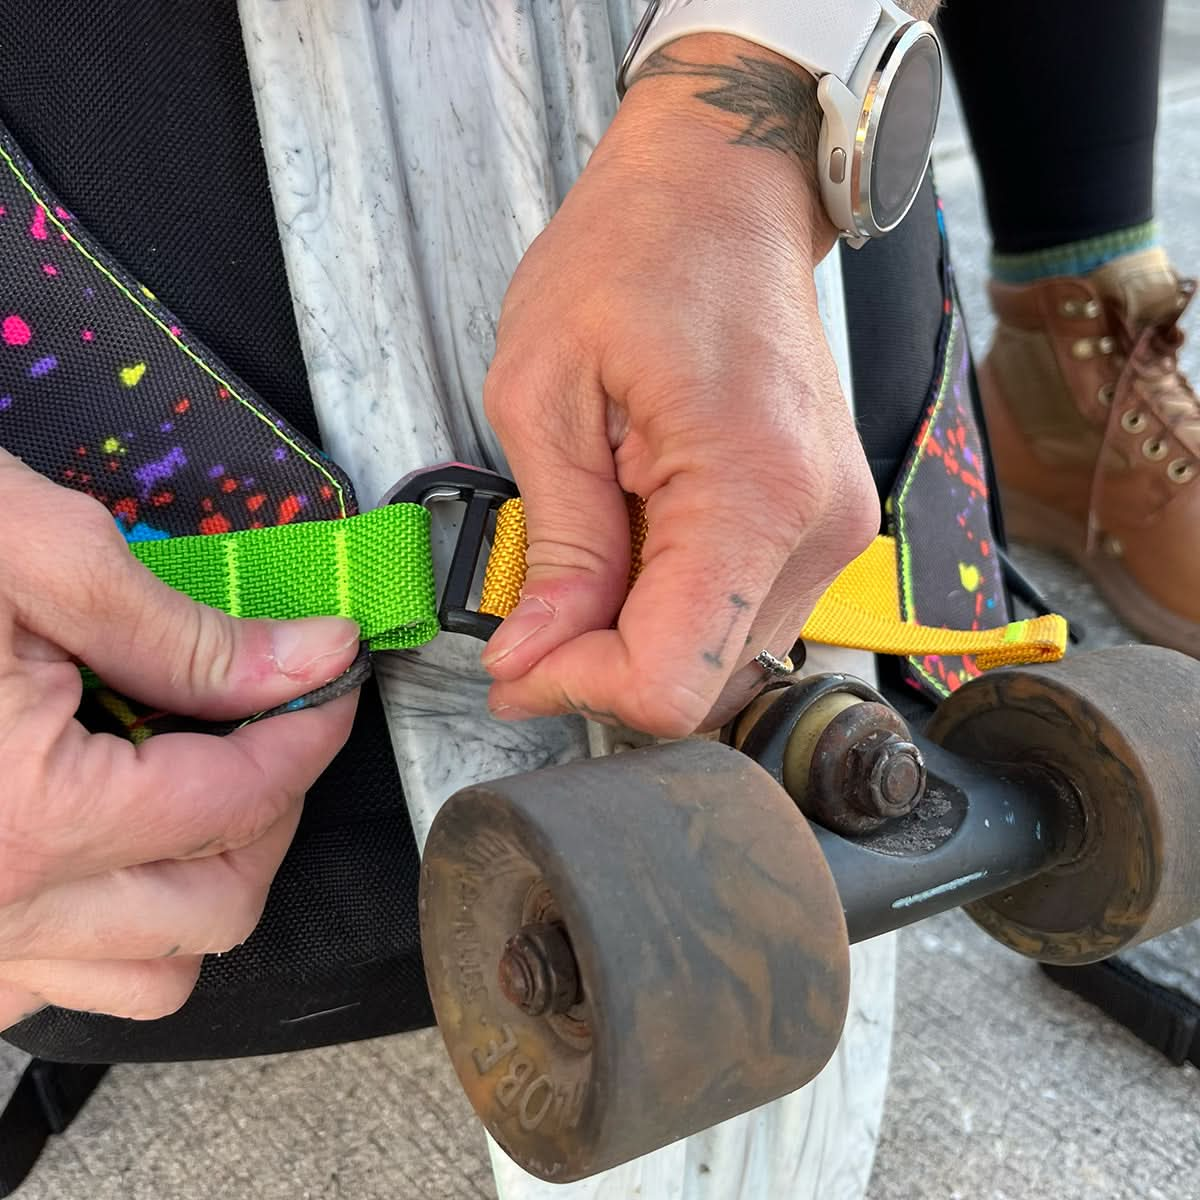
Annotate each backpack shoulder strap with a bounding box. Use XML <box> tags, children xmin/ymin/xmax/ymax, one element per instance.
<box><xmin>0</xmin><ymin>1059</ymin><xmax>109</xmax><ymax>1197</ymax></box>
<box><xmin>1041</xmin><ymin>960</ymin><xmax>1200</xmax><ymax>1067</ymax></box>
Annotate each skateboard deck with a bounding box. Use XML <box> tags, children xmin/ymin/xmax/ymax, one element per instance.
<box><xmin>240</xmin><ymin>3</ymin><xmax>895</xmax><ymax>1196</ymax></box>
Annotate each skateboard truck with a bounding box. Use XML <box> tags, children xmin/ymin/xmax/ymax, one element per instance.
<box><xmin>420</xmin><ymin>644</ymin><xmax>1200</xmax><ymax>1183</ymax></box>
<box><xmin>733</xmin><ymin>672</ymin><xmax>1088</xmax><ymax>943</ymax></box>
<box><xmin>384</xmin><ymin>463</ymin><xmax>517</xmax><ymax>641</ymax></box>
<box><xmin>734</xmin><ymin>673</ymin><xmax>929</xmax><ymax>834</ymax></box>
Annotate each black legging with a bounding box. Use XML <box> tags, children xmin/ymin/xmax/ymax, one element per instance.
<box><xmin>939</xmin><ymin>1</ymin><xmax>1165</xmax><ymax>255</ymax></box>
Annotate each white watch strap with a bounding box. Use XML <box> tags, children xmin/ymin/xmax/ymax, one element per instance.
<box><xmin>627</xmin><ymin>0</ymin><xmax>885</xmax><ymax>86</ymax></box>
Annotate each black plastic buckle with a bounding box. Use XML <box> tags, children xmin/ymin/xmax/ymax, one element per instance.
<box><xmin>383</xmin><ymin>463</ymin><xmax>519</xmax><ymax>642</ymax></box>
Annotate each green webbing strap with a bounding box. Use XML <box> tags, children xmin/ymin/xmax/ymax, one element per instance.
<box><xmin>128</xmin><ymin>503</ymin><xmax>440</xmax><ymax>650</ymax></box>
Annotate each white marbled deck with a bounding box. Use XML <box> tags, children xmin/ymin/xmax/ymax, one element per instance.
<box><xmin>240</xmin><ymin>3</ymin><xmax>894</xmax><ymax>1197</ymax></box>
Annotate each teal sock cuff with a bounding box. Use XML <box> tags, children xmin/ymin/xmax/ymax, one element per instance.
<box><xmin>991</xmin><ymin>221</ymin><xmax>1160</xmax><ymax>284</ymax></box>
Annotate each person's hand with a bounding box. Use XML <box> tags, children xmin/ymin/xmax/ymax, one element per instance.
<box><xmin>0</xmin><ymin>451</ymin><xmax>359</xmax><ymax>1031</ymax></box>
<box><xmin>482</xmin><ymin>35</ymin><xmax>879</xmax><ymax>736</ymax></box>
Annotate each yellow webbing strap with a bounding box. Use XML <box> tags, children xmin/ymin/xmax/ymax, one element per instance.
<box><xmin>480</xmin><ymin>498</ymin><xmax>1067</xmax><ymax>671</ymax></box>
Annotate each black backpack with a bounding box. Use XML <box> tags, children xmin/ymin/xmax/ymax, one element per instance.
<box><xmin>0</xmin><ymin>0</ymin><xmax>940</xmax><ymax>1093</ymax></box>
<box><xmin>0</xmin><ymin>7</ymin><xmax>438</xmax><ymax>1190</ymax></box>
<box><xmin>5</xmin><ymin>5</ymin><xmax>1193</xmax><ymax>1196</ymax></box>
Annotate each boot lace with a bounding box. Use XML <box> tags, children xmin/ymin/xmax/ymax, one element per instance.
<box><xmin>1086</xmin><ymin>278</ymin><xmax>1199</xmax><ymax>552</ymax></box>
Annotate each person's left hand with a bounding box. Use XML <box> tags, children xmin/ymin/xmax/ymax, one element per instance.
<box><xmin>480</xmin><ymin>35</ymin><xmax>878</xmax><ymax>736</ymax></box>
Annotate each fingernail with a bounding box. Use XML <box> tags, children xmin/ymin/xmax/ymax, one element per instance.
<box><xmin>489</xmin><ymin>703</ymin><xmax>540</xmax><ymax>722</ymax></box>
<box><xmin>270</xmin><ymin>616</ymin><xmax>361</xmax><ymax>681</ymax></box>
<box><xmin>481</xmin><ymin>596</ymin><xmax>555</xmax><ymax>668</ymax></box>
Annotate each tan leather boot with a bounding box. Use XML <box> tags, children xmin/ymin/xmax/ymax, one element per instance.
<box><xmin>979</xmin><ymin>247</ymin><xmax>1200</xmax><ymax>655</ymax></box>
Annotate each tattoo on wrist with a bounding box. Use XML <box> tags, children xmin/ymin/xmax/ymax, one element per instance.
<box><xmin>634</xmin><ymin>49</ymin><xmax>821</xmax><ymax>188</ymax></box>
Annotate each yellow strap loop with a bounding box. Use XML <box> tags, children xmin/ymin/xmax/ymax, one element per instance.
<box><xmin>480</xmin><ymin>498</ymin><xmax>1068</xmax><ymax>671</ymax></box>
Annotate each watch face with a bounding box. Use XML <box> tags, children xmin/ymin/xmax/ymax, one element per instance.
<box><xmin>869</xmin><ymin>32</ymin><xmax>941</xmax><ymax>231</ymax></box>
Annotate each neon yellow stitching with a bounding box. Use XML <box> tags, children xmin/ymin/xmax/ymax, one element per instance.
<box><xmin>224</xmin><ymin>538</ymin><xmax>241</xmax><ymax>616</ymax></box>
<box><xmin>893</xmin><ymin>309</ymin><xmax>962</xmax><ymax>698</ymax></box>
<box><xmin>0</xmin><ymin>140</ymin><xmax>348</xmax><ymax>518</ymax></box>
<box><xmin>334</xmin><ymin>525</ymin><xmax>351</xmax><ymax>615</ymax></box>
<box><xmin>94</xmin><ymin>690</ymin><xmax>154</xmax><ymax>745</ymax></box>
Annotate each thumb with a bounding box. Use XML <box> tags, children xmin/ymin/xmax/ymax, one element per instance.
<box><xmin>86</xmin><ymin>603</ymin><xmax>362</xmax><ymax>721</ymax></box>
<box><xmin>29</xmin><ymin>522</ymin><xmax>360</xmax><ymax>721</ymax></box>
<box><xmin>480</xmin><ymin>469</ymin><xmax>630</xmax><ymax>683</ymax></box>
<box><xmin>481</xmin><ymin>372</ymin><xmax>630</xmax><ymax>682</ymax></box>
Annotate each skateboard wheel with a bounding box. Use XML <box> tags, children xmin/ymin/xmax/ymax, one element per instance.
<box><xmin>927</xmin><ymin>645</ymin><xmax>1200</xmax><ymax>964</ymax></box>
<box><xmin>419</xmin><ymin>739</ymin><xmax>850</xmax><ymax>1182</ymax></box>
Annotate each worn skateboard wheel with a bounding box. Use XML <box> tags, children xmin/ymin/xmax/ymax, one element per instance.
<box><xmin>419</xmin><ymin>739</ymin><xmax>850</xmax><ymax>1183</ymax></box>
<box><xmin>927</xmin><ymin>645</ymin><xmax>1200</xmax><ymax>965</ymax></box>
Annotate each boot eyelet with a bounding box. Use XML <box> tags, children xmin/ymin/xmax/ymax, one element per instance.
<box><xmin>1102</xmin><ymin>535</ymin><xmax>1124</xmax><ymax>558</ymax></box>
<box><xmin>1072</xmin><ymin>338</ymin><xmax>1095</xmax><ymax>360</ymax></box>
<box><xmin>1083</xmin><ymin>299</ymin><xmax>1101</xmax><ymax>319</ymax></box>
<box><xmin>1168</xmin><ymin>459</ymin><xmax>1197</xmax><ymax>484</ymax></box>
<box><xmin>1121</xmin><ymin>410</ymin><xmax>1147</xmax><ymax>433</ymax></box>
<box><xmin>1059</xmin><ymin>298</ymin><xmax>1102</xmax><ymax>320</ymax></box>
<box><xmin>1097</xmin><ymin>384</ymin><xmax>1115</xmax><ymax>406</ymax></box>
<box><xmin>1142</xmin><ymin>438</ymin><xmax>1168</xmax><ymax>461</ymax></box>
<box><xmin>1098</xmin><ymin>336</ymin><xmax>1117</xmax><ymax>355</ymax></box>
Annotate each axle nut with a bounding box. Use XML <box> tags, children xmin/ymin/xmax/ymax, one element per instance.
<box><xmin>808</xmin><ymin>700</ymin><xmax>927</xmax><ymax>835</ymax></box>
<box><xmin>498</xmin><ymin>922</ymin><xmax>581</xmax><ymax>1017</ymax></box>
<box><xmin>861</xmin><ymin>737</ymin><xmax>926</xmax><ymax>818</ymax></box>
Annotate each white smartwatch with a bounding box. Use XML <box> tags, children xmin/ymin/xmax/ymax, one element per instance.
<box><xmin>618</xmin><ymin>0</ymin><xmax>943</xmax><ymax>245</ymax></box>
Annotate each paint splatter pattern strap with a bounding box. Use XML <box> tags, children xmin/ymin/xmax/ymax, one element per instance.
<box><xmin>0</xmin><ymin>121</ymin><xmax>352</xmax><ymax>541</ymax></box>
<box><xmin>888</xmin><ymin>199</ymin><xmax>1011</xmax><ymax>700</ymax></box>
<box><xmin>0</xmin><ymin>120</ymin><xmax>361</xmax><ymax>739</ymax></box>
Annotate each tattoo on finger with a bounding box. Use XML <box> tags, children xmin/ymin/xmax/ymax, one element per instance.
<box><xmin>702</xmin><ymin>593</ymin><xmax>751</xmax><ymax>669</ymax></box>
<box><xmin>564</xmin><ymin>698</ymin><xmax>621</xmax><ymax>726</ymax></box>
